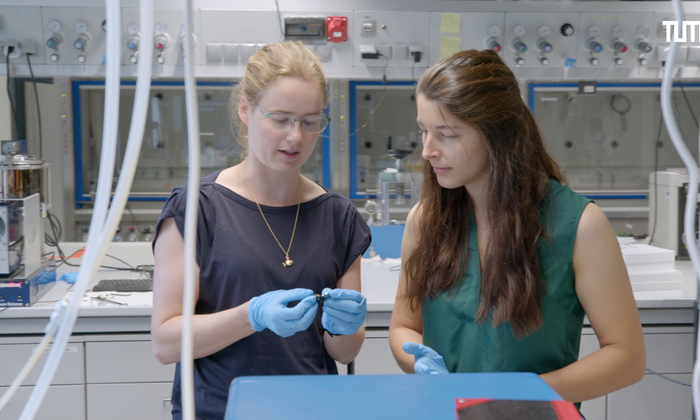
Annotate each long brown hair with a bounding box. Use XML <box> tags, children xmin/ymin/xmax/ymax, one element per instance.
<box><xmin>405</xmin><ymin>49</ymin><xmax>563</xmax><ymax>337</ymax></box>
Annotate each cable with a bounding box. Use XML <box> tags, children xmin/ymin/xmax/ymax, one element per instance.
<box><xmin>348</xmin><ymin>54</ymin><xmax>389</xmax><ymax>138</ymax></box>
<box><xmin>378</xmin><ymin>53</ymin><xmax>389</xmax><ymax>83</ymax></box>
<box><xmin>104</xmin><ymin>253</ymin><xmax>135</xmax><ymax>269</ymax></box>
<box><xmin>646</xmin><ymin>367</ymin><xmax>692</xmax><ymax>386</ymax></box>
<box><xmin>661</xmin><ymin>1</ymin><xmax>700</xmax><ymax>417</ymax></box>
<box><xmin>125</xmin><ymin>204</ymin><xmax>147</xmax><ymax>233</ymax></box>
<box><xmin>274</xmin><ymin>0</ymin><xmax>285</xmax><ymax>41</ymax></box>
<box><xmin>5</xmin><ymin>53</ymin><xmax>20</xmax><ymax>139</ymax></box>
<box><xmin>41</xmin><ymin>211</ymin><xmax>138</xmax><ymax>272</ymax></box>
<box><xmin>44</xmin><ymin>210</ymin><xmax>62</xmax><ymax>250</ymax></box>
<box><xmin>25</xmin><ymin>53</ymin><xmax>42</xmax><ymax>158</ymax></box>
<box><xmin>648</xmin><ymin>113</ymin><xmax>664</xmax><ymax>245</ymax></box>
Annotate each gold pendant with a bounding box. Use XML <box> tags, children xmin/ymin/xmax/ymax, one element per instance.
<box><xmin>283</xmin><ymin>258</ymin><xmax>294</xmax><ymax>267</ymax></box>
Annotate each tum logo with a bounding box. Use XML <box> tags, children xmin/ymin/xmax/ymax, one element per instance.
<box><xmin>662</xmin><ymin>21</ymin><xmax>700</xmax><ymax>42</ymax></box>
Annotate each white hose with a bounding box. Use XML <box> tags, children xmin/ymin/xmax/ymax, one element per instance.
<box><xmin>661</xmin><ymin>0</ymin><xmax>700</xmax><ymax>417</ymax></box>
<box><xmin>16</xmin><ymin>0</ymin><xmax>121</xmax><ymax>417</ymax></box>
<box><xmin>18</xmin><ymin>1</ymin><xmax>154</xmax><ymax>418</ymax></box>
<box><xmin>88</xmin><ymin>0</ymin><xmax>122</xmax><ymax>247</ymax></box>
<box><xmin>181</xmin><ymin>1</ymin><xmax>200</xmax><ymax>419</ymax></box>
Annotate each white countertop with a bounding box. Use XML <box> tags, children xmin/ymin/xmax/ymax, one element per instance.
<box><xmin>0</xmin><ymin>244</ymin><xmax>697</xmax><ymax>324</ymax></box>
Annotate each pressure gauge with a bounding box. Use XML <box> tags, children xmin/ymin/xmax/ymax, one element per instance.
<box><xmin>538</xmin><ymin>25</ymin><xmax>551</xmax><ymax>38</ymax></box>
<box><xmin>637</xmin><ymin>25</ymin><xmax>651</xmax><ymax>38</ymax></box>
<box><xmin>127</xmin><ymin>21</ymin><xmax>140</xmax><ymax>35</ymax></box>
<box><xmin>612</xmin><ymin>24</ymin><xmax>625</xmax><ymax>38</ymax></box>
<box><xmin>512</xmin><ymin>25</ymin><xmax>526</xmax><ymax>38</ymax></box>
<box><xmin>0</xmin><ymin>217</ymin><xmax>7</xmax><ymax>241</ymax></box>
<box><xmin>587</xmin><ymin>25</ymin><xmax>601</xmax><ymax>38</ymax></box>
<box><xmin>155</xmin><ymin>21</ymin><xmax>168</xmax><ymax>35</ymax></box>
<box><xmin>75</xmin><ymin>20</ymin><xmax>88</xmax><ymax>34</ymax></box>
<box><xmin>488</xmin><ymin>24</ymin><xmax>501</xmax><ymax>38</ymax></box>
<box><xmin>47</xmin><ymin>19</ymin><xmax>61</xmax><ymax>33</ymax></box>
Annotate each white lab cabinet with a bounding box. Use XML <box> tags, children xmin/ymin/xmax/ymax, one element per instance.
<box><xmin>580</xmin><ymin>331</ymin><xmax>606</xmax><ymax>420</ymax></box>
<box><xmin>0</xmin><ymin>314</ymin><xmax>694</xmax><ymax>419</ymax></box>
<box><xmin>353</xmin><ymin>330</ymin><xmax>405</xmax><ymax>375</ymax></box>
<box><xmin>608</xmin><ymin>374</ymin><xmax>692</xmax><ymax>420</ymax></box>
<box><xmin>84</xmin><ymin>336</ymin><xmax>175</xmax><ymax>420</ymax></box>
<box><xmin>87</xmin><ymin>383</ymin><xmax>173</xmax><ymax>420</ymax></box>
<box><xmin>0</xmin><ymin>336</ymin><xmax>85</xmax><ymax>420</ymax></box>
<box><xmin>85</xmin><ymin>339</ymin><xmax>175</xmax><ymax>383</ymax></box>
<box><xmin>606</xmin><ymin>328</ymin><xmax>694</xmax><ymax>420</ymax></box>
<box><xmin>0</xmin><ymin>385</ymin><xmax>86</xmax><ymax>420</ymax></box>
<box><xmin>0</xmin><ymin>338</ymin><xmax>85</xmax><ymax>386</ymax></box>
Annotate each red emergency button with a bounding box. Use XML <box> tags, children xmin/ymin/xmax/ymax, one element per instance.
<box><xmin>326</xmin><ymin>16</ymin><xmax>347</xmax><ymax>43</ymax></box>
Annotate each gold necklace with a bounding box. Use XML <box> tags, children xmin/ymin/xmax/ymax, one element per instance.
<box><xmin>243</xmin><ymin>175</ymin><xmax>301</xmax><ymax>267</ymax></box>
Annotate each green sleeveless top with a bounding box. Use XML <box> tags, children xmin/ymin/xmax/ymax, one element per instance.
<box><xmin>422</xmin><ymin>180</ymin><xmax>592</xmax><ymax>378</ymax></box>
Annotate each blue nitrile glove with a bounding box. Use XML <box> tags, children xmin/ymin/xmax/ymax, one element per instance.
<box><xmin>321</xmin><ymin>287</ymin><xmax>367</xmax><ymax>336</ymax></box>
<box><xmin>402</xmin><ymin>342</ymin><xmax>449</xmax><ymax>374</ymax></box>
<box><xmin>247</xmin><ymin>288</ymin><xmax>318</xmax><ymax>338</ymax></box>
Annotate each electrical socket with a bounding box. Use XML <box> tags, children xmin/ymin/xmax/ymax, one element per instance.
<box><xmin>361</xmin><ymin>20</ymin><xmax>376</xmax><ymax>36</ymax></box>
<box><xmin>2</xmin><ymin>40</ymin><xmax>21</xmax><ymax>58</ymax></box>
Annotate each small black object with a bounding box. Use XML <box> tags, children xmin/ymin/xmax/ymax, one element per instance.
<box><xmin>564</xmin><ymin>141</ymin><xmax>573</xmax><ymax>148</ymax></box>
<box><xmin>364</xmin><ymin>141</ymin><xmax>372</xmax><ymax>149</ymax></box>
<box><xmin>611</xmin><ymin>141</ymin><xmax>619</xmax><ymax>148</ymax></box>
<box><xmin>314</xmin><ymin>293</ymin><xmax>325</xmax><ymax>306</ymax></box>
<box><xmin>577</xmin><ymin>81</ymin><xmax>597</xmax><ymax>95</ymax></box>
<box><xmin>411</xmin><ymin>51</ymin><xmax>421</xmax><ymax>63</ymax></box>
<box><xmin>92</xmin><ymin>278</ymin><xmax>153</xmax><ymax>292</ymax></box>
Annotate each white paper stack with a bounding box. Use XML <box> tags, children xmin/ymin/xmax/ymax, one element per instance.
<box><xmin>618</xmin><ymin>241</ymin><xmax>684</xmax><ymax>292</ymax></box>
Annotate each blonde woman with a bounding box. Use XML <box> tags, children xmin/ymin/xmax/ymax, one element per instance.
<box><xmin>152</xmin><ymin>41</ymin><xmax>370</xmax><ymax>420</ymax></box>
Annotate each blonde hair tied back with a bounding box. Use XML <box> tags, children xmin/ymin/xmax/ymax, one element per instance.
<box><xmin>229</xmin><ymin>41</ymin><xmax>328</xmax><ymax>151</ymax></box>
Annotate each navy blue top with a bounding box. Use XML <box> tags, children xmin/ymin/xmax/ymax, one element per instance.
<box><xmin>154</xmin><ymin>170</ymin><xmax>371</xmax><ymax>420</ymax></box>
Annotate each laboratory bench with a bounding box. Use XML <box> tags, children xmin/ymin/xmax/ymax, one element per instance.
<box><xmin>0</xmin><ymin>243</ymin><xmax>697</xmax><ymax>420</ymax></box>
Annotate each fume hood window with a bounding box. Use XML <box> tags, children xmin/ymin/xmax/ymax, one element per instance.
<box><xmin>531</xmin><ymin>83</ymin><xmax>700</xmax><ymax>194</ymax></box>
<box><xmin>75</xmin><ymin>81</ymin><xmax>324</xmax><ymax>201</ymax></box>
<box><xmin>351</xmin><ymin>82</ymin><xmax>420</xmax><ymax>199</ymax></box>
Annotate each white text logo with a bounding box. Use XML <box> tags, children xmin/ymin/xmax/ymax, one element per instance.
<box><xmin>662</xmin><ymin>21</ymin><xmax>700</xmax><ymax>43</ymax></box>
